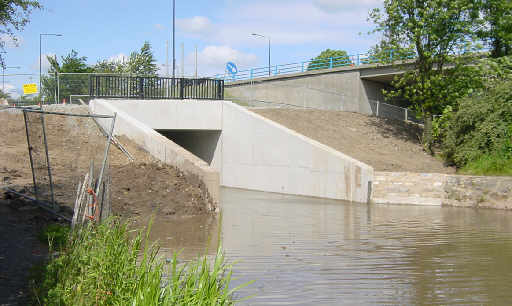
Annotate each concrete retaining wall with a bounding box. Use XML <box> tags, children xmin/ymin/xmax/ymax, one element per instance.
<box><xmin>225</xmin><ymin>68</ymin><xmax>388</xmax><ymax>114</ymax></box>
<box><xmin>89</xmin><ymin>99</ymin><xmax>221</xmax><ymax>209</ymax></box>
<box><xmin>89</xmin><ymin>99</ymin><xmax>374</xmax><ymax>203</ymax></box>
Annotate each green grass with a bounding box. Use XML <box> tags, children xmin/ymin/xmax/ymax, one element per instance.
<box><xmin>32</xmin><ymin>218</ymin><xmax>251</xmax><ymax>305</ymax></box>
<box><xmin>459</xmin><ymin>153</ymin><xmax>512</xmax><ymax>176</ymax></box>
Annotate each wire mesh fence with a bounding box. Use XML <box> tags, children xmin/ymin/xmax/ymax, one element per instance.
<box><xmin>19</xmin><ymin>106</ymin><xmax>116</xmax><ymax>224</ymax></box>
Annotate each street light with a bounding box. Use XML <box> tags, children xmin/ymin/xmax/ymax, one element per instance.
<box><xmin>2</xmin><ymin>66</ymin><xmax>20</xmax><ymax>92</ymax></box>
<box><xmin>172</xmin><ymin>0</ymin><xmax>176</xmax><ymax>79</ymax></box>
<box><xmin>40</xmin><ymin>33</ymin><xmax>63</xmax><ymax>104</ymax></box>
<box><xmin>251</xmin><ymin>33</ymin><xmax>271</xmax><ymax>76</ymax></box>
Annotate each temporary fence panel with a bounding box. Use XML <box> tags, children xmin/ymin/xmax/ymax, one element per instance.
<box><xmin>20</xmin><ymin>106</ymin><xmax>115</xmax><ymax>224</ymax></box>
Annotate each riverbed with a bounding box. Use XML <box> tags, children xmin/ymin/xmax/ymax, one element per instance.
<box><xmin>157</xmin><ymin>187</ymin><xmax>512</xmax><ymax>305</ymax></box>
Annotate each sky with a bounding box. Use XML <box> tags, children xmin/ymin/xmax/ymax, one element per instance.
<box><xmin>2</xmin><ymin>0</ymin><xmax>382</xmax><ymax>98</ymax></box>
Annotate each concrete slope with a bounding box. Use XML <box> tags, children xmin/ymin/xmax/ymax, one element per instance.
<box><xmin>89</xmin><ymin>99</ymin><xmax>374</xmax><ymax>203</ymax></box>
<box><xmin>89</xmin><ymin>100</ymin><xmax>220</xmax><ymax>207</ymax></box>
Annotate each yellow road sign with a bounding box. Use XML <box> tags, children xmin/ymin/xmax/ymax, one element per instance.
<box><xmin>23</xmin><ymin>83</ymin><xmax>38</xmax><ymax>95</ymax></box>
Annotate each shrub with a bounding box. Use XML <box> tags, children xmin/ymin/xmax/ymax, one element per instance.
<box><xmin>441</xmin><ymin>80</ymin><xmax>512</xmax><ymax>173</ymax></box>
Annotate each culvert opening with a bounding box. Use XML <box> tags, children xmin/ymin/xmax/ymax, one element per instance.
<box><xmin>157</xmin><ymin>130</ymin><xmax>221</xmax><ymax>165</ymax></box>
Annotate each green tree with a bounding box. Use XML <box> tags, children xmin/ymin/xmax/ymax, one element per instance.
<box><xmin>41</xmin><ymin>50</ymin><xmax>93</xmax><ymax>102</ymax></box>
<box><xmin>307</xmin><ymin>49</ymin><xmax>349</xmax><ymax>70</ymax></box>
<box><xmin>475</xmin><ymin>0</ymin><xmax>512</xmax><ymax>58</ymax></box>
<box><xmin>369</xmin><ymin>0</ymin><xmax>482</xmax><ymax>151</ymax></box>
<box><xmin>0</xmin><ymin>0</ymin><xmax>41</xmax><ymax>67</ymax></box>
<box><xmin>126</xmin><ymin>41</ymin><xmax>158</xmax><ymax>75</ymax></box>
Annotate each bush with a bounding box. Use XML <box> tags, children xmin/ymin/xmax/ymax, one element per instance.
<box><xmin>440</xmin><ymin>80</ymin><xmax>512</xmax><ymax>174</ymax></box>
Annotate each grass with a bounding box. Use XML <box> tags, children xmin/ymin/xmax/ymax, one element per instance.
<box><xmin>460</xmin><ymin>153</ymin><xmax>512</xmax><ymax>176</ymax></box>
<box><xmin>31</xmin><ymin>218</ymin><xmax>251</xmax><ymax>305</ymax></box>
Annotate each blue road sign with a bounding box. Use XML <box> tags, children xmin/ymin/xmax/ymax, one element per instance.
<box><xmin>226</xmin><ymin>62</ymin><xmax>238</xmax><ymax>76</ymax></box>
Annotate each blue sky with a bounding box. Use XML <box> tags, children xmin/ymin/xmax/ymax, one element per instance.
<box><xmin>3</xmin><ymin>0</ymin><xmax>382</xmax><ymax>97</ymax></box>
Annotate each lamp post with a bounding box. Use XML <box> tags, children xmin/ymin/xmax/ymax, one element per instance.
<box><xmin>251</xmin><ymin>33</ymin><xmax>271</xmax><ymax>76</ymax></box>
<box><xmin>40</xmin><ymin>33</ymin><xmax>62</xmax><ymax>104</ymax></box>
<box><xmin>2</xmin><ymin>66</ymin><xmax>20</xmax><ymax>92</ymax></box>
<box><xmin>172</xmin><ymin>0</ymin><xmax>176</xmax><ymax>79</ymax></box>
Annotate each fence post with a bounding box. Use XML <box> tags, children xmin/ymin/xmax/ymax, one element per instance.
<box><xmin>329</xmin><ymin>57</ymin><xmax>333</xmax><ymax>69</ymax></box>
<box><xmin>89</xmin><ymin>75</ymin><xmax>93</xmax><ymax>97</ymax></box>
<box><xmin>250</xmin><ymin>68</ymin><xmax>254</xmax><ymax>80</ymax></box>
<box><xmin>357</xmin><ymin>54</ymin><xmax>360</xmax><ymax>66</ymax></box>
<box><xmin>376</xmin><ymin>101</ymin><xmax>380</xmax><ymax>117</ymax></box>
<box><xmin>179</xmin><ymin>78</ymin><xmax>184</xmax><ymax>99</ymax></box>
<box><xmin>138</xmin><ymin>77</ymin><xmax>144</xmax><ymax>99</ymax></box>
<box><xmin>56</xmin><ymin>72</ymin><xmax>60</xmax><ymax>104</ymax></box>
<box><xmin>405</xmin><ymin>108</ymin><xmax>408</xmax><ymax>121</ymax></box>
<box><xmin>301</xmin><ymin>62</ymin><xmax>305</xmax><ymax>72</ymax></box>
<box><xmin>274</xmin><ymin>65</ymin><xmax>278</xmax><ymax>75</ymax></box>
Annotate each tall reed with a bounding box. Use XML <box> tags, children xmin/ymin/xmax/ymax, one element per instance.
<box><xmin>33</xmin><ymin>218</ymin><xmax>250</xmax><ymax>305</ymax></box>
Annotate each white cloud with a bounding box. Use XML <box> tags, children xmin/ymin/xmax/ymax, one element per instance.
<box><xmin>176</xmin><ymin>16</ymin><xmax>213</xmax><ymax>37</ymax></box>
<box><xmin>312</xmin><ymin>0</ymin><xmax>382</xmax><ymax>13</ymax></box>
<box><xmin>108</xmin><ymin>53</ymin><xmax>128</xmax><ymax>63</ymax></box>
<box><xmin>183</xmin><ymin>45</ymin><xmax>258</xmax><ymax>76</ymax></box>
<box><xmin>31</xmin><ymin>53</ymin><xmax>56</xmax><ymax>73</ymax></box>
<box><xmin>155</xmin><ymin>23</ymin><xmax>165</xmax><ymax>31</ymax></box>
<box><xmin>2</xmin><ymin>83</ymin><xmax>20</xmax><ymax>98</ymax></box>
<box><xmin>0</xmin><ymin>34</ymin><xmax>23</xmax><ymax>48</ymax></box>
<box><xmin>177</xmin><ymin>1</ymin><xmax>379</xmax><ymax>48</ymax></box>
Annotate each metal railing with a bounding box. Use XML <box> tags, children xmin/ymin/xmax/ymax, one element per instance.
<box><xmin>89</xmin><ymin>75</ymin><xmax>224</xmax><ymax>100</ymax></box>
<box><xmin>215</xmin><ymin>50</ymin><xmax>416</xmax><ymax>82</ymax></box>
<box><xmin>369</xmin><ymin>100</ymin><xmax>423</xmax><ymax>124</ymax></box>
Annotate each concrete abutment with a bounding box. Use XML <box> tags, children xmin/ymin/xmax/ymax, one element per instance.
<box><xmin>89</xmin><ymin>99</ymin><xmax>373</xmax><ymax>204</ymax></box>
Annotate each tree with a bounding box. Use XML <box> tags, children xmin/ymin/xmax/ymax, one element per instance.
<box><xmin>41</xmin><ymin>50</ymin><xmax>93</xmax><ymax>102</ymax></box>
<box><xmin>125</xmin><ymin>41</ymin><xmax>158</xmax><ymax>75</ymax></box>
<box><xmin>475</xmin><ymin>0</ymin><xmax>512</xmax><ymax>58</ymax></box>
<box><xmin>307</xmin><ymin>49</ymin><xmax>349</xmax><ymax>70</ymax></box>
<box><xmin>0</xmin><ymin>1</ymin><xmax>41</xmax><ymax>67</ymax></box>
<box><xmin>369</xmin><ymin>0</ymin><xmax>482</xmax><ymax>151</ymax></box>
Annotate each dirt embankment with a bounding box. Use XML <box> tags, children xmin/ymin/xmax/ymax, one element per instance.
<box><xmin>252</xmin><ymin>109</ymin><xmax>454</xmax><ymax>174</ymax></box>
<box><xmin>0</xmin><ymin>107</ymin><xmax>214</xmax><ymax>221</ymax></box>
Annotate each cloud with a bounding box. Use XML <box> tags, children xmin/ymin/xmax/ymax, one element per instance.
<box><xmin>176</xmin><ymin>16</ymin><xmax>213</xmax><ymax>37</ymax></box>
<box><xmin>181</xmin><ymin>45</ymin><xmax>258</xmax><ymax>76</ymax></box>
<box><xmin>31</xmin><ymin>53</ymin><xmax>56</xmax><ymax>73</ymax></box>
<box><xmin>312</xmin><ymin>0</ymin><xmax>382</xmax><ymax>13</ymax></box>
<box><xmin>108</xmin><ymin>53</ymin><xmax>128</xmax><ymax>63</ymax></box>
<box><xmin>0</xmin><ymin>34</ymin><xmax>23</xmax><ymax>48</ymax></box>
<box><xmin>2</xmin><ymin>83</ymin><xmax>20</xmax><ymax>98</ymax></box>
<box><xmin>155</xmin><ymin>23</ymin><xmax>165</xmax><ymax>31</ymax></box>
<box><xmin>176</xmin><ymin>1</ymin><xmax>378</xmax><ymax>48</ymax></box>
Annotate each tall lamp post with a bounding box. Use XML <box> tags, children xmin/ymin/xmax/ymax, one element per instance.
<box><xmin>40</xmin><ymin>33</ymin><xmax>62</xmax><ymax>104</ymax></box>
<box><xmin>2</xmin><ymin>66</ymin><xmax>20</xmax><ymax>92</ymax></box>
<box><xmin>251</xmin><ymin>33</ymin><xmax>271</xmax><ymax>76</ymax></box>
<box><xmin>172</xmin><ymin>0</ymin><xmax>176</xmax><ymax>79</ymax></box>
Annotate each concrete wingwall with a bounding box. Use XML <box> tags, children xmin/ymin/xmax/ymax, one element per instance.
<box><xmin>225</xmin><ymin>67</ymin><xmax>388</xmax><ymax>114</ymax></box>
<box><xmin>89</xmin><ymin>99</ymin><xmax>221</xmax><ymax>209</ymax></box>
<box><xmin>89</xmin><ymin>99</ymin><xmax>374</xmax><ymax>203</ymax></box>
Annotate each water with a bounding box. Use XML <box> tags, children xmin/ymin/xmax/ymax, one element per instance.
<box><xmin>159</xmin><ymin>188</ymin><xmax>512</xmax><ymax>305</ymax></box>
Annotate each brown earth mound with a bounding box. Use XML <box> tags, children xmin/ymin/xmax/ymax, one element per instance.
<box><xmin>252</xmin><ymin>109</ymin><xmax>454</xmax><ymax>174</ymax></box>
<box><xmin>0</xmin><ymin>107</ymin><xmax>214</xmax><ymax>221</ymax></box>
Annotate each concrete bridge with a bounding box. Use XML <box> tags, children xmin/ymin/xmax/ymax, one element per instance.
<box><xmin>225</xmin><ymin>62</ymin><xmax>412</xmax><ymax>114</ymax></box>
<box><xmin>91</xmin><ymin>99</ymin><xmax>373</xmax><ymax>207</ymax></box>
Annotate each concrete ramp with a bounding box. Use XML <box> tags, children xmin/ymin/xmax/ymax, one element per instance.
<box><xmin>90</xmin><ymin>99</ymin><xmax>373</xmax><ymax>203</ymax></box>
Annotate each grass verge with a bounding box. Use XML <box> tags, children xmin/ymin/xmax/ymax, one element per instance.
<box><xmin>460</xmin><ymin>153</ymin><xmax>512</xmax><ymax>176</ymax></box>
<box><xmin>31</xmin><ymin>218</ymin><xmax>250</xmax><ymax>305</ymax></box>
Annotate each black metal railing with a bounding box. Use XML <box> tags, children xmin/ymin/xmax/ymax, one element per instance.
<box><xmin>89</xmin><ymin>75</ymin><xmax>224</xmax><ymax>100</ymax></box>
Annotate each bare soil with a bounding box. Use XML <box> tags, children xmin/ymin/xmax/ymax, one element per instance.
<box><xmin>0</xmin><ymin>106</ymin><xmax>214</xmax><ymax>305</ymax></box>
<box><xmin>252</xmin><ymin>109</ymin><xmax>455</xmax><ymax>174</ymax></box>
<box><xmin>0</xmin><ymin>107</ymin><xmax>214</xmax><ymax>220</ymax></box>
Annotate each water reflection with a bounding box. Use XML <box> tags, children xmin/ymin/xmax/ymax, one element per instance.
<box><xmin>220</xmin><ymin>188</ymin><xmax>512</xmax><ymax>305</ymax></box>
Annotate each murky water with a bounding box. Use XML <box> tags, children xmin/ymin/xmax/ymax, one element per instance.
<box><xmin>159</xmin><ymin>188</ymin><xmax>512</xmax><ymax>305</ymax></box>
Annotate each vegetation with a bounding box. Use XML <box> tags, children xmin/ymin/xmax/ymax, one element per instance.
<box><xmin>94</xmin><ymin>41</ymin><xmax>158</xmax><ymax>75</ymax></box>
<box><xmin>367</xmin><ymin>0</ymin><xmax>512</xmax><ymax>175</ymax></box>
<box><xmin>307</xmin><ymin>49</ymin><xmax>349</xmax><ymax>70</ymax></box>
<box><xmin>32</xmin><ymin>219</ymin><xmax>249</xmax><ymax>305</ymax></box>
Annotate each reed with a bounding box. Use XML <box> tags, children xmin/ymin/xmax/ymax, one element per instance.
<box><xmin>32</xmin><ymin>218</ymin><xmax>250</xmax><ymax>305</ymax></box>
